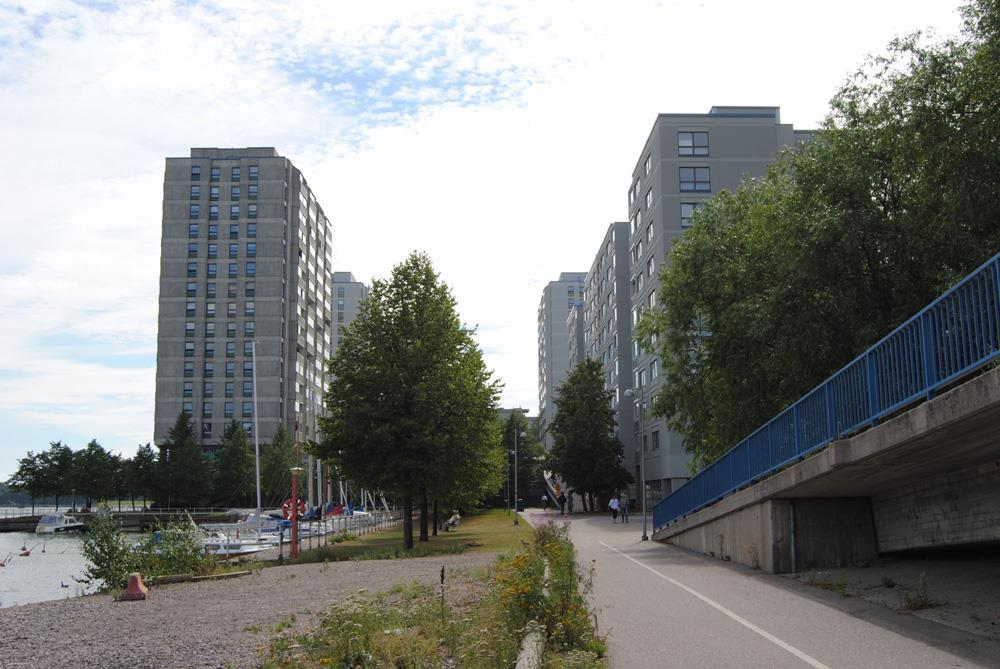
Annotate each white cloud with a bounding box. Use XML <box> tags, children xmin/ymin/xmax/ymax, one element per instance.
<box><xmin>0</xmin><ymin>0</ymin><xmax>966</xmax><ymax>476</ymax></box>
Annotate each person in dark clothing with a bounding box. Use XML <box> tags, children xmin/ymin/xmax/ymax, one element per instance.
<box><xmin>558</xmin><ymin>492</ymin><xmax>567</xmax><ymax>515</ymax></box>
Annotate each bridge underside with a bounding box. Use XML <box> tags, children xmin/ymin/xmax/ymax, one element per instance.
<box><xmin>653</xmin><ymin>364</ymin><xmax>1000</xmax><ymax>573</ymax></box>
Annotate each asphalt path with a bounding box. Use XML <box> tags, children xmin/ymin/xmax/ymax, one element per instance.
<box><xmin>524</xmin><ymin>510</ymin><xmax>1000</xmax><ymax>669</ymax></box>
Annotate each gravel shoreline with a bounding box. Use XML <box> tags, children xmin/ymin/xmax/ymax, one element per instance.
<box><xmin>0</xmin><ymin>552</ymin><xmax>497</xmax><ymax>669</ymax></box>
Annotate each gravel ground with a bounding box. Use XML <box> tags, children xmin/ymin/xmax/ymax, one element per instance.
<box><xmin>0</xmin><ymin>552</ymin><xmax>498</xmax><ymax>669</ymax></box>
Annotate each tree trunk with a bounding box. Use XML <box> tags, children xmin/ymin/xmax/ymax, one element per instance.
<box><xmin>433</xmin><ymin>500</ymin><xmax>438</xmax><ymax>537</ymax></box>
<box><xmin>31</xmin><ymin>495</ymin><xmax>35</xmax><ymax>515</ymax></box>
<box><xmin>588</xmin><ymin>493</ymin><xmax>595</xmax><ymax>514</ymax></box>
<box><xmin>55</xmin><ymin>495</ymin><xmax>60</xmax><ymax>511</ymax></box>
<box><xmin>403</xmin><ymin>494</ymin><xmax>414</xmax><ymax>550</ymax></box>
<box><xmin>419</xmin><ymin>490</ymin><xmax>429</xmax><ymax>542</ymax></box>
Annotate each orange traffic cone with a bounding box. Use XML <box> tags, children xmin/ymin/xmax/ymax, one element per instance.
<box><xmin>117</xmin><ymin>572</ymin><xmax>149</xmax><ymax>601</ymax></box>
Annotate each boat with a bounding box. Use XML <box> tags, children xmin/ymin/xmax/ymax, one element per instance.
<box><xmin>201</xmin><ymin>529</ymin><xmax>275</xmax><ymax>560</ymax></box>
<box><xmin>35</xmin><ymin>513</ymin><xmax>84</xmax><ymax>534</ymax></box>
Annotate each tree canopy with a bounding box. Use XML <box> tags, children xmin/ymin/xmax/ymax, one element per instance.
<box><xmin>637</xmin><ymin>0</ymin><xmax>1000</xmax><ymax>469</ymax></box>
<box><xmin>316</xmin><ymin>252</ymin><xmax>503</xmax><ymax>548</ymax></box>
<box><xmin>547</xmin><ymin>358</ymin><xmax>632</xmax><ymax>506</ymax></box>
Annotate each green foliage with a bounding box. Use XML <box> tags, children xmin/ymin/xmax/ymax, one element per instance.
<box><xmin>638</xmin><ymin>0</ymin><xmax>1000</xmax><ymax>469</ymax></box>
<box><xmin>6</xmin><ymin>451</ymin><xmax>45</xmax><ymax>504</ymax></box>
<box><xmin>214</xmin><ymin>421</ymin><xmax>256</xmax><ymax>506</ymax></box>
<box><xmin>79</xmin><ymin>511</ymin><xmax>136</xmax><ymax>591</ymax></box>
<box><xmin>159</xmin><ymin>412</ymin><xmax>212</xmax><ymax>507</ymax></box>
<box><xmin>317</xmin><ymin>252</ymin><xmax>503</xmax><ymax>548</ymax></box>
<box><xmin>547</xmin><ymin>359</ymin><xmax>632</xmax><ymax>503</ymax></box>
<box><xmin>502</xmin><ymin>409</ymin><xmax>545</xmax><ymax>498</ymax></box>
<box><xmin>128</xmin><ymin>443</ymin><xmax>158</xmax><ymax>506</ymax></box>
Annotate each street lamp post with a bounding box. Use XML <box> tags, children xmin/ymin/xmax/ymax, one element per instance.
<box><xmin>513</xmin><ymin>429</ymin><xmax>526</xmax><ymax>526</ymax></box>
<box><xmin>625</xmin><ymin>386</ymin><xmax>649</xmax><ymax>541</ymax></box>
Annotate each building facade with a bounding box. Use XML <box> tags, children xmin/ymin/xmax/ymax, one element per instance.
<box><xmin>153</xmin><ymin>147</ymin><xmax>334</xmax><ymax>454</ymax></box>
<box><xmin>581</xmin><ymin>221</ymin><xmax>636</xmax><ymax>490</ymax></box>
<box><xmin>331</xmin><ymin>272</ymin><xmax>370</xmax><ymax>356</ymax></box>
<box><xmin>624</xmin><ymin>107</ymin><xmax>811</xmax><ymax>504</ymax></box>
<box><xmin>537</xmin><ymin>272</ymin><xmax>586</xmax><ymax>449</ymax></box>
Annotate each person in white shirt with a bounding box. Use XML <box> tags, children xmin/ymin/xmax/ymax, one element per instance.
<box><xmin>608</xmin><ymin>496</ymin><xmax>620</xmax><ymax>523</ymax></box>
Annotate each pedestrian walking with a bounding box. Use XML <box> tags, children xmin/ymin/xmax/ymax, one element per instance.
<box><xmin>620</xmin><ymin>495</ymin><xmax>630</xmax><ymax>523</ymax></box>
<box><xmin>567</xmin><ymin>491</ymin><xmax>575</xmax><ymax>514</ymax></box>
<box><xmin>541</xmin><ymin>493</ymin><xmax>549</xmax><ymax>511</ymax></box>
<box><xmin>608</xmin><ymin>496</ymin><xmax>620</xmax><ymax>523</ymax></box>
<box><xmin>558</xmin><ymin>492</ymin><xmax>567</xmax><ymax>515</ymax></box>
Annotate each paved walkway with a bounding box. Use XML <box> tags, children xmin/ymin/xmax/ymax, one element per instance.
<box><xmin>524</xmin><ymin>510</ymin><xmax>1000</xmax><ymax>668</ymax></box>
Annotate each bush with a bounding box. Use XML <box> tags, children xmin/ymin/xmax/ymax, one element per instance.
<box><xmin>79</xmin><ymin>510</ymin><xmax>136</xmax><ymax>591</ymax></box>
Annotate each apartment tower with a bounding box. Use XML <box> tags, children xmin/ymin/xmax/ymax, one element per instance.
<box><xmin>153</xmin><ymin>147</ymin><xmax>334</xmax><ymax>456</ymax></box>
<box><xmin>537</xmin><ymin>272</ymin><xmax>586</xmax><ymax>450</ymax></box>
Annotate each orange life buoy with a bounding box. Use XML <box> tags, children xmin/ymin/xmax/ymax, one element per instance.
<box><xmin>281</xmin><ymin>498</ymin><xmax>307</xmax><ymax>519</ymax></box>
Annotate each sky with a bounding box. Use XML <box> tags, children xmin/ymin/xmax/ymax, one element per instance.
<box><xmin>0</xmin><ymin>0</ymin><xmax>967</xmax><ymax>478</ymax></box>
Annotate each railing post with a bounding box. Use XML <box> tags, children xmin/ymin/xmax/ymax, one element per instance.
<box><xmin>865</xmin><ymin>351</ymin><xmax>879</xmax><ymax>426</ymax></box>
<box><xmin>793</xmin><ymin>404</ymin><xmax>802</xmax><ymax>457</ymax></box>
<box><xmin>920</xmin><ymin>311</ymin><xmax>937</xmax><ymax>401</ymax></box>
<box><xmin>824</xmin><ymin>380</ymin><xmax>836</xmax><ymax>441</ymax></box>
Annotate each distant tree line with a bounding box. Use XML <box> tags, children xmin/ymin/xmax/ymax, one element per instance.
<box><xmin>5</xmin><ymin>414</ymin><xmax>297</xmax><ymax>512</ymax></box>
<box><xmin>637</xmin><ymin>0</ymin><xmax>1000</xmax><ymax>469</ymax></box>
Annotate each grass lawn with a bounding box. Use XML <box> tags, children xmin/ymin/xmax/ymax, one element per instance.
<box><xmin>285</xmin><ymin>508</ymin><xmax>533</xmax><ymax>563</ymax></box>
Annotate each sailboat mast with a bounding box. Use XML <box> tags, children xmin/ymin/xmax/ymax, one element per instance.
<box><xmin>251</xmin><ymin>339</ymin><xmax>262</xmax><ymax>533</ymax></box>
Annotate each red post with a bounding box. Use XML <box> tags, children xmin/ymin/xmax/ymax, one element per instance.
<box><xmin>290</xmin><ymin>466</ymin><xmax>303</xmax><ymax>559</ymax></box>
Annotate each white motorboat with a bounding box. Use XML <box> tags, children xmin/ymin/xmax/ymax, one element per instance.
<box><xmin>201</xmin><ymin>529</ymin><xmax>275</xmax><ymax>560</ymax></box>
<box><xmin>35</xmin><ymin>513</ymin><xmax>84</xmax><ymax>534</ymax></box>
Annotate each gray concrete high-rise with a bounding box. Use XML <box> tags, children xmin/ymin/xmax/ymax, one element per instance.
<box><xmin>537</xmin><ymin>273</ymin><xmax>586</xmax><ymax>450</ymax></box>
<box><xmin>153</xmin><ymin>147</ymin><xmax>334</xmax><ymax>453</ymax></box>
<box><xmin>581</xmin><ymin>221</ymin><xmax>636</xmax><ymax>487</ymax></box>
<box><xmin>625</xmin><ymin>107</ymin><xmax>811</xmax><ymax>504</ymax></box>
<box><xmin>331</xmin><ymin>272</ymin><xmax>370</xmax><ymax>357</ymax></box>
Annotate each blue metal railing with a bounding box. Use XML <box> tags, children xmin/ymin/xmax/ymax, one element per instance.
<box><xmin>653</xmin><ymin>250</ymin><xmax>1000</xmax><ymax>530</ymax></box>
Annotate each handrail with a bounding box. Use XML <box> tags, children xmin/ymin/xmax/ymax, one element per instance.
<box><xmin>654</xmin><ymin>250</ymin><xmax>1000</xmax><ymax>530</ymax></box>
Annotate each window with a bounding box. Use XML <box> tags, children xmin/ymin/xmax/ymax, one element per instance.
<box><xmin>647</xmin><ymin>291</ymin><xmax>656</xmax><ymax>309</ymax></box>
<box><xmin>230</xmin><ymin>185</ymin><xmax>240</xmax><ymax>200</ymax></box>
<box><xmin>248</xmin><ymin>203</ymin><xmax>257</xmax><ymax>219</ymax></box>
<box><xmin>679</xmin><ymin>167</ymin><xmax>710</xmax><ymax>192</ymax></box>
<box><xmin>204</xmin><ymin>342</ymin><xmax>215</xmax><ymax>358</ymax></box>
<box><xmin>227</xmin><ymin>302</ymin><xmax>237</xmax><ymax>318</ymax></box>
<box><xmin>191</xmin><ymin>165</ymin><xmax>201</xmax><ymax>181</ymax></box>
<box><xmin>229</xmin><ymin>223</ymin><xmax>239</xmax><ymax>239</ymax></box>
<box><xmin>226</xmin><ymin>322</ymin><xmax>236</xmax><ymax>338</ymax></box>
<box><xmin>228</xmin><ymin>263</ymin><xmax>237</xmax><ymax>278</ymax></box>
<box><xmin>243</xmin><ymin>361</ymin><xmax>253</xmax><ymax>376</ymax></box>
<box><xmin>225</xmin><ymin>361</ymin><xmax>235</xmax><ymax>377</ymax></box>
<box><xmin>224</xmin><ymin>402</ymin><xmax>234</xmax><ymax>418</ymax></box>
<box><xmin>230</xmin><ymin>205</ymin><xmax>239</xmax><ymax>220</ymax></box>
<box><xmin>207</xmin><ymin>243</ymin><xmax>217</xmax><ymax>259</ymax></box>
<box><xmin>247</xmin><ymin>242</ymin><xmax>256</xmax><ymax>258</ymax></box>
<box><xmin>185</xmin><ymin>300</ymin><xmax>196</xmax><ymax>317</ymax></box>
<box><xmin>651</xmin><ymin>359</ymin><xmax>659</xmax><ymax>380</ymax></box>
<box><xmin>645</xmin><ymin>223</ymin><xmax>653</xmax><ymax>243</ymax></box>
<box><xmin>247</xmin><ymin>223</ymin><xmax>257</xmax><ymax>238</ymax></box>
<box><xmin>244</xmin><ymin>321</ymin><xmax>255</xmax><ymax>336</ymax></box>
<box><xmin>249</xmin><ymin>165</ymin><xmax>258</xmax><ymax>180</ymax></box>
<box><xmin>190</xmin><ymin>185</ymin><xmax>200</xmax><ymax>200</ymax></box>
<box><xmin>337</xmin><ymin>311</ymin><xmax>344</xmax><ymax>322</ymax></box>
<box><xmin>633</xmin><ymin>180</ymin><xmax>640</xmax><ymax>200</ymax></box>
<box><xmin>204</xmin><ymin>362</ymin><xmax>215</xmax><ymax>376</ymax></box>
<box><xmin>243</xmin><ymin>341</ymin><xmax>253</xmax><ymax>356</ymax></box>
<box><xmin>208</xmin><ymin>224</ymin><xmax>218</xmax><ymax>239</ymax></box>
<box><xmin>206</xmin><ymin>262</ymin><xmax>217</xmax><ymax>278</ymax></box>
<box><xmin>680</xmin><ymin>202</ymin><xmax>705</xmax><ymax>228</ymax></box>
<box><xmin>185</xmin><ymin>321</ymin><xmax>195</xmax><ymax>337</ymax></box>
<box><xmin>206</xmin><ymin>302</ymin><xmax>216</xmax><ymax>317</ymax></box>
<box><xmin>645</xmin><ymin>188</ymin><xmax>653</xmax><ymax>209</ymax></box>
<box><xmin>245</xmin><ymin>281</ymin><xmax>255</xmax><ymax>297</ymax></box>
<box><xmin>226</xmin><ymin>342</ymin><xmax>236</xmax><ymax>357</ymax></box>
<box><xmin>243</xmin><ymin>381</ymin><xmax>253</xmax><ymax>396</ymax></box>
<box><xmin>644</xmin><ymin>154</ymin><xmax>652</xmax><ymax>176</ymax></box>
<box><xmin>678</xmin><ymin>131</ymin><xmax>709</xmax><ymax>156</ymax></box>
<box><xmin>184</xmin><ymin>361</ymin><xmax>194</xmax><ymax>377</ymax></box>
<box><xmin>242</xmin><ymin>421</ymin><xmax>253</xmax><ymax>435</ymax></box>
<box><xmin>210</xmin><ymin>166</ymin><xmax>220</xmax><ymax>182</ymax></box>
<box><xmin>337</xmin><ymin>299</ymin><xmax>344</xmax><ymax>309</ymax></box>
<box><xmin>204</xmin><ymin>381</ymin><xmax>214</xmax><ymax>397</ymax></box>
<box><xmin>188</xmin><ymin>223</ymin><xmax>198</xmax><ymax>238</ymax></box>
<box><xmin>229</xmin><ymin>243</ymin><xmax>239</xmax><ymax>258</ymax></box>
<box><xmin>246</xmin><ymin>261</ymin><xmax>256</xmax><ymax>277</ymax></box>
<box><xmin>242</xmin><ymin>401</ymin><xmax>253</xmax><ymax>418</ymax></box>
<box><xmin>227</xmin><ymin>282</ymin><xmax>237</xmax><ymax>299</ymax></box>
<box><xmin>248</xmin><ymin>184</ymin><xmax>258</xmax><ymax>199</ymax></box>
<box><xmin>337</xmin><ymin>287</ymin><xmax>345</xmax><ymax>298</ymax></box>
<box><xmin>183</xmin><ymin>382</ymin><xmax>193</xmax><ymax>398</ymax></box>
<box><xmin>646</xmin><ymin>256</ymin><xmax>654</xmax><ymax>278</ymax></box>
<box><xmin>189</xmin><ymin>204</ymin><xmax>199</xmax><ymax>220</ymax></box>
<box><xmin>651</xmin><ymin>430</ymin><xmax>660</xmax><ymax>450</ymax></box>
<box><xmin>206</xmin><ymin>282</ymin><xmax>217</xmax><ymax>299</ymax></box>
<box><xmin>231</xmin><ymin>166</ymin><xmax>241</xmax><ymax>181</ymax></box>
<box><xmin>245</xmin><ymin>301</ymin><xmax>255</xmax><ymax>316</ymax></box>
<box><xmin>186</xmin><ymin>282</ymin><xmax>197</xmax><ymax>297</ymax></box>
<box><xmin>202</xmin><ymin>402</ymin><xmax>213</xmax><ymax>418</ymax></box>
<box><xmin>182</xmin><ymin>402</ymin><xmax>193</xmax><ymax>415</ymax></box>
<box><xmin>225</xmin><ymin>382</ymin><xmax>234</xmax><ymax>398</ymax></box>
<box><xmin>209</xmin><ymin>205</ymin><xmax>219</xmax><ymax>220</ymax></box>
<box><xmin>210</xmin><ymin>186</ymin><xmax>220</xmax><ymax>201</ymax></box>
<box><xmin>205</xmin><ymin>322</ymin><xmax>215</xmax><ymax>337</ymax></box>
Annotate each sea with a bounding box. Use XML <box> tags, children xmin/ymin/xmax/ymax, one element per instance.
<box><xmin>0</xmin><ymin>531</ymin><xmax>95</xmax><ymax>608</ymax></box>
